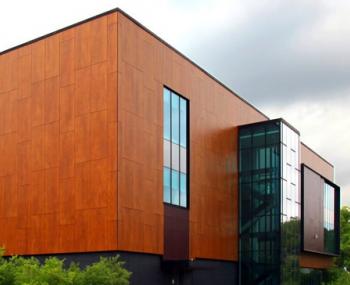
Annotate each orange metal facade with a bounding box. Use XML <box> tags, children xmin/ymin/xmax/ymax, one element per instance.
<box><xmin>0</xmin><ymin>13</ymin><xmax>118</xmax><ymax>255</ymax></box>
<box><xmin>0</xmin><ymin>10</ymin><xmax>335</xmax><ymax>268</ymax></box>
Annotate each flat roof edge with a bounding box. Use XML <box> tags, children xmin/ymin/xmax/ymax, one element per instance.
<box><xmin>0</xmin><ymin>8</ymin><xmax>120</xmax><ymax>56</ymax></box>
<box><xmin>115</xmin><ymin>10</ymin><xmax>269</xmax><ymax>120</ymax></box>
<box><xmin>301</xmin><ymin>142</ymin><xmax>334</xmax><ymax>168</ymax></box>
<box><xmin>0</xmin><ymin>7</ymin><xmax>269</xmax><ymax>121</ymax></box>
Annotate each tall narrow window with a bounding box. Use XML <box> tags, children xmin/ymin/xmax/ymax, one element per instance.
<box><xmin>324</xmin><ymin>182</ymin><xmax>336</xmax><ymax>253</ymax></box>
<box><xmin>163</xmin><ymin>88</ymin><xmax>188</xmax><ymax>207</ymax></box>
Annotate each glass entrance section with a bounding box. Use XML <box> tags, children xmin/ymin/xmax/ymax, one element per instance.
<box><xmin>239</xmin><ymin>119</ymin><xmax>300</xmax><ymax>285</ymax></box>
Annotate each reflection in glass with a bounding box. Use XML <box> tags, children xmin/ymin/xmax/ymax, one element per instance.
<box><xmin>239</xmin><ymin>121</ymin><xmax>281</xmax><ymax>284</ymax></box>
<box><xmin>171</xmin><ymin>95</ymin><xmax>179</xmax><ymax>144</ymax></box>
<box><xmin>171</xmin><ymin>143</ymin><xmax>180</xmax><ymax>171</ymax></box>
<box><xmin>164</xmin><ymin>139</ymin><xmax>171</xmax><ymax>168</ymax></box>
<box><xmin>239</xmin><ymin>120</ymin><xmax>301</xmax><ymax>284</ymax></box>
<box><xmin>163</xmin><ymin>167</ymin><xmax>171</xmax><ymax>203</ymax></box>
<box><xmin>180</xmin><ymin>173</ymin><xmax>187</xmax><ymax>207</ymax></box>
<box><xmin>172</xmin><ymin>170</ymin><xmax>179</xmax><ymax>205</ymax></box>
<box><xmin>163</xmin><ymin>88</ymin><xmax>188</xmax><ymax>207</ymax></box>
<box><xmin>180</xmin><ymin>147</ymin><xmax>187</xmax><ymax>173</ymax></box>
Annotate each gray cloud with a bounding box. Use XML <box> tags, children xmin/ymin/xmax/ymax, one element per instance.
<box><xmin>263</xmin><ymin>95</ymin><xmax>350</xmax><ymax>205</ymax></box>
<box><xmin>183</xmin><ymin>0</ymin><xmax>350</xmax><ymax>106</ymax></box>
<box><xmin>175</xmin><ymin>0</ymin><xmax>350</xmax><ymax>204</ymax></box>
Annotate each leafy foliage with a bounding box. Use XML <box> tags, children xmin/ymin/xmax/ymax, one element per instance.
<box><xmin>336</xmin><ymin>206</ymin><xmax>350</xmax><ymax>269</ymax></box>
<box><xmin>0</xmin><ymin>250</ymin><xmax>131</xmax><ymax>285</ymax></box>
<box><xmin>327</xmin><ymin>206</ymin><xmax>350</xmax><ymax>283</ymax></box>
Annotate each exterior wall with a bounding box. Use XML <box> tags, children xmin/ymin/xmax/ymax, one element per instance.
<box><xmin>0</xmin><ymin>13</ymin><xmax>118</xmax><ymax>255</ymax></box>
<box><xmin>116</xmin><ymin>12</ymin><xmax>267</xmax><ymax>261</ymax></box>
<box><xmin>301</xmin><ymin>143</ymin><xmax>333</xmax><ymax>181</ymax></box>
<box><xmin>0</xmin><ymin>8</ymin><xmax>338</xmax><ymax>272</ymax></box>
<box><xmin>300</xmin><ymin>144</ymin><xmax>335</xmax><ymax>268</ymax></box>
<box><xmin>300</xmin><ymin>252</ymin><xmax>333</xmax><ymax>269</ymax></box>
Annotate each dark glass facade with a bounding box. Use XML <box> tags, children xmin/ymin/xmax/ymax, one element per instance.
<box><xmin>239</xmin><ymin>119</ymin><xmax>301</xmax><ymax>285</ymax></box>
<box><xmin>300</xmin><ymin>268</ymin><xmax>323</xmax><ymax>285</ymax></box>
<box><xmin>163</xmin><ymin>88</ymin><xmax>188</xmax><ymax>207</ymax></box>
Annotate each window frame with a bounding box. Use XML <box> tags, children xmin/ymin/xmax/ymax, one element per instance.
<box><xmin>301</xmin><ymin>164</ymin><xmax>340</xmax><ymax>256</ymax></box>
<box><xmin>163</xmin><ymin>86</ymin><xmax>190</xmax><ymax>209</ymax></box>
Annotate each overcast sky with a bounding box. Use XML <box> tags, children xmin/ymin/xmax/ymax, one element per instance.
<box><xmin>1</xmin><ymin>0</ymin><xmax>349</xmax><ymax>204</ymax></box>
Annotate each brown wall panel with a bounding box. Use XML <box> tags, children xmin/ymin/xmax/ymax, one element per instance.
<box><xmin>300</xmin><ymin>252</ymin><xmax>334</xmax><ymax>269</ymax></box>
<box><xmin>300</xmin><ymin>148</ymin><xmax>335</xmax><ymax>268</ymax></box>
<box><xmin>164</xmin><ymin>205</ymin><xmax>189</xmax><ymax>261</ymax></box>
<box><xmin>0</xmin><ymin>12</ymin><xmax>119</xmax><ymax>255</ymax></box>
<box><xmin>303</xmin><ymin>166</ymin><xmax>324</xmax><ymax>252</ymax></box>
<box><xmin>301</xmin><ymin>143</ymin><xmax>333</xmax><ymax>181</ymax></box>
<box><xmin>116</xmin><ymin>13</ymin><xmax>266</xmax><ymax>261</ymax></box>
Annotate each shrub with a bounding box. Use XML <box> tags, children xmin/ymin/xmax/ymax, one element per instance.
<box><xmin>0</xmin><ymin>249</ymin><xmax>131</xmax><ymax>285</ymax></box>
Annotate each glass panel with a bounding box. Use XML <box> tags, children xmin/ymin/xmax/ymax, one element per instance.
<box><xmin>239</xmin><ymin>128</ymin><xmax>251</xmax><ymax>149</ymax></box>
<box><xmin>180</xmin><ymin>147</ymin><xmax>187</xmax><ymax>173</ymax></box>
<box><xmin>163</xmin><ymin>89</ymin><xmax>171</xmax><ymax>140</ymax></box>
<box><xmin>180</xmin><ymin>98</ymin><xmax>187</xmax><ymax>148</ymax></box>
<box><xmin>300</xmin><ymin>268</ymin><xmax>323</xmax><ymax>284</ymax></box>
<box><xmin>163</xmin><ymin>167</ymin><xmax>171</xmax><ymax>203</ymax></box>
<box><xmin>164</xmin><ymin>139</ymin><xmax>171</xmax><ymax>168</ymax></box>
<box><xmin>180</xmin><ymin>173</ymin><xmax>187</xmax><ymax>207</ymax></box>
<box><xmin>266</xmin><ymin>127</ymin><xmax>280</xmax><ymax>145</ymax></box>
<box><xmin>171</xmin><ymin>94</ymin><xmax>180</xmax><ymax>144</ymax></box>
<box><xmin>171</xmin><ymin>170</ymin><xmax>180</xmax><ymax>206</ymax></box>
<box><xmin>171</xmin><ymin>143</ymin><xmax>180</xmax><ymax>171</ymax></box>
<box><xmin>252</xmin><ymin>126</ymin><xmax>265</xmax><ymax>147</ymax></box>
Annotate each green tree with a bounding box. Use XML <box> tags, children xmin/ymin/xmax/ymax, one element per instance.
<box><xmin>327</xmin><ymin>206</ymin><xmax>350</xmax><ymax>283</ymax></box>
<box><xmin>0</xmin><ymin>249</ymin><xmax>131</xmax><ymax>285</ymax></box>
<box><xmin>336</xmin><ymin>206</ymin><xmax>350</xmax><ymax>269</ymax></box>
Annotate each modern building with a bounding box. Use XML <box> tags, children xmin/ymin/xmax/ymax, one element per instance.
<box><xmin>0</xmin><ymin>8</ymin><xmax>340</xmax><ymax>285</ymax></box>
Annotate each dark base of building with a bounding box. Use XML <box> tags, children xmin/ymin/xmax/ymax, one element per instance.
<box><xmin>32</xmin><ymin>251</ymin><xmax>238</xmax><ymax>285</ymax></box>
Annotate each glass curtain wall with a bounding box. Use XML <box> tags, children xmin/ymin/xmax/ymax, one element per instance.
<box><xmin>239</xmin><ymin>121</ymin><xmax>281</xmax><ymax>284</ymax></box>
<box><xmin>163</xmin><ymin>88</ymin><xmax>188</xmax><ymax>207</ymax></box>
<box><xmin>239</xmin><ymin>119</ymin><xmax>301</xmax><ymax>285</ymax></box>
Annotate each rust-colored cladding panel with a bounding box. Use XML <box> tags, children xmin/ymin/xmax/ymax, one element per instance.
<box><xmin>301</xmin><ymin>143</ymin><xmax>333</xmax><ymax>181</ymax></box>
<box><xmin>116</xmin><ymin>13</ymin><xmax>266</xmax><ymax>261</ymax></box>
<box><xmin>0</xmin><ymin>13</ymin><xmax>119</xmax><ymax>255</ymax></box>
<box><xmin>300</xmin><ymin>252</ymin><xmax>334</xmax><ymax>269</ymax></box>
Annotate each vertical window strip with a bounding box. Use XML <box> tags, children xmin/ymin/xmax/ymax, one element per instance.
<box><xmin>163</xmin><ymin>87</ymin><xmax>188</xmax><ymax>207</ymax></box>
